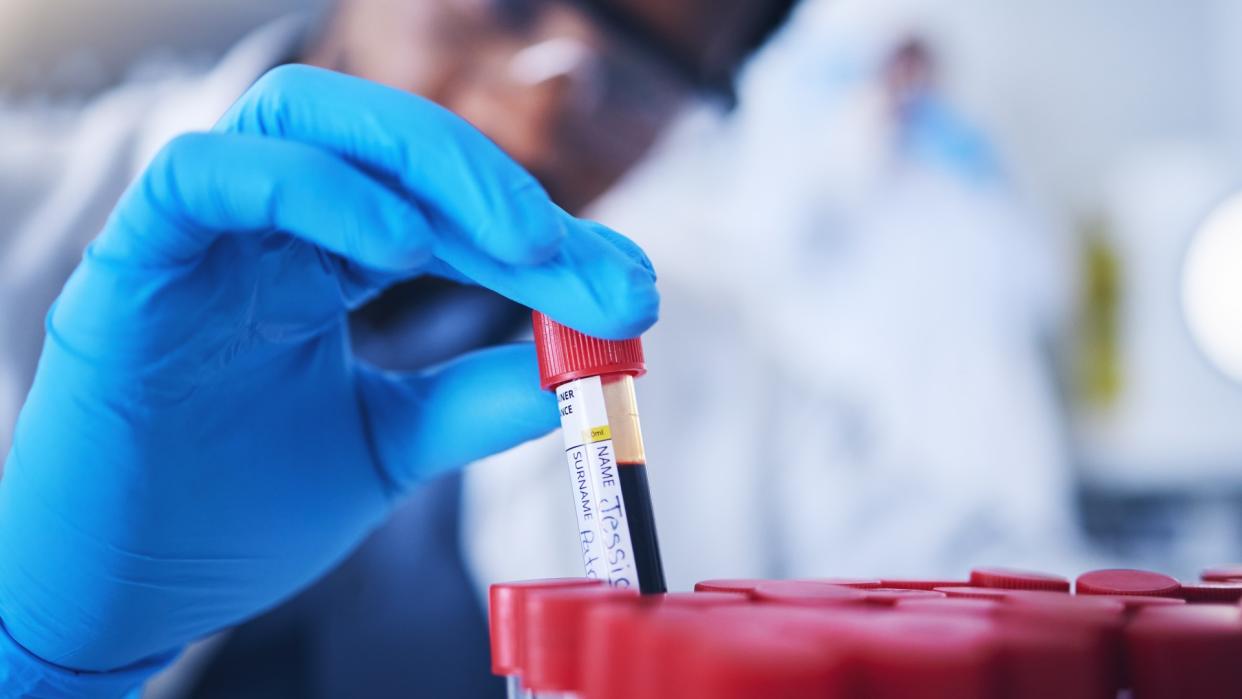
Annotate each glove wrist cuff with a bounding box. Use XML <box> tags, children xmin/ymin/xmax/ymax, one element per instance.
<box><xmin>0</xmin><ymin>617</ymin><xmax>176</xmax><ymax>698</ymax></box>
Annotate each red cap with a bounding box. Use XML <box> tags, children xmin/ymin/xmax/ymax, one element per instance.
<box><xmin>523</xmin><ymin>586</ymin><xmax>637</xmax><ymax>692</ymax></box>
<box><xmin>751</xmin><ymin>581</ymin><xmax>870</xmax><ymax>606</ymax></box>
<box><xmin>1178</xmin><ymin>582</ymin><xmax>1242</xmax><ymax>603</ymax></box>
<box><xmin>694</xmin><ymin>578</ymin><xmax>771</xmax><ymax>595</ymax></box>
<box><xmin>936</xmin><ymin>586</ymin><xmax>1019</xmax><ymax>601</ymax></box>
<box><xmin>1076</xmin><ymin>569</ymin><xmax>1181</xmax><ymax>598</ymax></box>
<box><xmin>488</xmin><ymin>578</ymin><xmax>603</xmax><ymax>676</ymax></box>
<box><xmin>881</xmin><ymin>578</ymin><xmax>972</xmax><ymax>591</ymax></box>
<box><xmin>991</xmin><ymin>616</ymin><xmax>1114</xmax><ymax>699</ymax></box>
<box><xmin>1126</xmin><ymin>604</ymin><xmax>1242</xmax><ymax>697</ymax></box>
<box><xmin>813</xmin><ymin>578</ymin><xmax>885</xmax><ymax>589</ymax></box>
<box><xmin>581</xmin><ymin>602</ymin><xmax>651</xmax><ymax>699</ymax></box>
<box><xmin>532</xmin><ymin>311</ymin><xmax>645</xmax><ymax>390</ymax></box>
<box><xmin>1201</xmin><ymin>564</ymin><xmax>1242</xmax><ymax>582</ymax></box>
<box><xmin>655</xmin><ymin>619</ymin><xmax>850</xmax><ymax>699</ymax></box>
<box><xmin>1103</xmin><ymin>595</ymin><xmax>1186</xmax><ymax>612</ymax></box>
<box><xmin>861</xmin><ymin>589</ymin><xmax>948</xmax><ymax>606</ymax></box>
<box><xmin>990</xmin><ymin>601</ymin><xmax>1127</xmax><ymax>696</ymax></box>
<box><xmin>894</xmin><ymin>598</ymin><xmax>1002</xmax><ymax>616</ymax></box>
<box><xmin>853</xmin><ymin>613</ymin><xmax>997</xmax><ymax>699</ymax></box>
<box><xmin>970</xmin><ymin>567</ymin><xmax>1071</xmax><ymax>592</ymax></box>
<box><xmin>655</xmin><ymin>591</ymin><xmax>751</xmax><ymax>608</ymax></box>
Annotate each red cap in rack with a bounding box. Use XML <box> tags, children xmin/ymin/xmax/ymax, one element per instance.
<box><xmin>813</xmin><ymin>578</ymin><xmax>884</xmax><ymax>589</ymax></box>
<box><xmin>853</xmin><ymin>613</ymin><xmax>996</xmax><ymax>699</ymax></box>
<box><xmin>656</xmin><ymin>620</ymin><xmax>850</xmax><ymax>699</ymax></box>
<box><xmin>1102</xmin><ymin>595</ymin><xmax>1185</xmax><ymax>613</ymax></box>
<box><xmin>936</xmin><ymin>586</ymin><xmax>1018</xmax><ymax>601</ymax></box>
<box><xmin>532</xmin><ymin>311</ymin><xmax>645</xmax><ymax>390</ymax></box>
<box><xmin>881</xmin><ymin>578</ymin><xmax>972</xmax><ymax>591</ymax></box>
<box><xmin>488</xmin><ymin>578</ymin><xmax>602</xmax><ymax>676</ymax></box>
<box><xmin>1201</xmin><ymin>564</ymin><xmax>1242</xmax><ymax>582</ymax></box>
<box><xmin>861</xmin><ymin>588</ymin><xmax>947</xmax><ymax>606</ymax></box>
<box><xmin>1076</xmin><ymin>569</ymin><xmax>1181</xmax><ymax>597</ymax></box>
<box><xmin>582</xmin><ymin>601</ymin><xmax>652</xmax><ymax>699</ymax></box>
<box><xmin>1178</xmin><ymin>581</ymin><xmax>1242</xmax><ymax>603</ymax></box>
<box><xmin>991</xmin><ymin>617</ymin><xmax>1113</xmax><ymax>699</ymax></box>
<box><xmin>694</xmin><ymin>578</ymin><xmax>771</xmax><ymax>595</ymax></box>
<box><xmin>1126</xmin><ymin>604</ymin><xmax>1242</xmax><ymax>697</ymax></box>
<box><xmin>655</xmin><ymin>591</ymin><xmax>750</xmax><ymax>608</ymax></box>
<box><xmin>970</xmin><ymin>567</ymin><xmax>1071</xmax><ymax>592</ymax></box>
<box><xmin>752</xmin><ymin>581</ymin><xmax>870</xmax><ymax>606</ymax></box>
<box><xmin>523</xmin><ymin>586</ymin><xmax>637</xmax><ymax>692</ymax></box>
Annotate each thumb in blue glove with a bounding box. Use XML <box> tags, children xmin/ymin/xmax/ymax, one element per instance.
<box><xmin>0</xmin><ymin>64</ymin><xmax>658</xmax><ymax>688</ymax></box>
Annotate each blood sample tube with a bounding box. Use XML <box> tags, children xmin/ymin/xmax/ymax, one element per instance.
<box><xmin>533</xmin><ymin>311</ymin><xmax>667</xmax><ymax>594</ymax></box>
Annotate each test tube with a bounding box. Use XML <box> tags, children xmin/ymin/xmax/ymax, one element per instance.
<box><xmin>532</xmin><ymin>311</ymin><xmax>667</xmax><ymax>594</ymax></box>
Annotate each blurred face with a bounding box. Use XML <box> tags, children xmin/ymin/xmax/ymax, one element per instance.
<box><xmin>309</xmin><ymin>0</ymin><xmax>692</xmax><ymax>212</ymax></box>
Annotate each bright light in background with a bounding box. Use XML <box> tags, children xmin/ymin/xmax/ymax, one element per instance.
<box><xmin>1184</xmin><ymin>192</ymin><xmax>1242</xmax><ymax>383</ymax></box>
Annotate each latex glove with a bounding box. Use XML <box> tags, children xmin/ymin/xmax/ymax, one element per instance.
<box><xmin>0</xmin><ymin>65</ymin><xmax>657</xmax><ymax>689</ymax></box>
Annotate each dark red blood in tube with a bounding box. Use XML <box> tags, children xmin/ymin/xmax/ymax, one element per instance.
<box><xmin>618</xmin><ymin>461</ymin><xmax>666</xmax><ymax>594</ymax></box>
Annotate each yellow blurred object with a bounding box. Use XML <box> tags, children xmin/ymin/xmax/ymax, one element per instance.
<box><xmin>1075</xmin><ymin>218</ymin><xmax>1123</xmax><ymax>409</ymax></box>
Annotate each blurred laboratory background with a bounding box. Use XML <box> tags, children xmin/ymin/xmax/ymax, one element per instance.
<box><xmin>2</xmin><ymin>0</ymin><xmax>1242</xmax><ymax>694</ymax></box>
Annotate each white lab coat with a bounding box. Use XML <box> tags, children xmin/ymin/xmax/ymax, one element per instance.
<box><xmin>0</xmin><ymin>6</ymin><xmax>1086</xmax><ymax>646</ymax></box>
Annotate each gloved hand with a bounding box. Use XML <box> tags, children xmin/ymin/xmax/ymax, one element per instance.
<box><xmin>0</xmin><ymin>64</ymin><xmax>657</xmax><ymax>691</ymax></box>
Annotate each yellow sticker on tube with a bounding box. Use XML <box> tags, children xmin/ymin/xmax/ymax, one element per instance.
<box><xmin>586</xmin><ymin>425</ymin><xmax>611</xmax><ymax>443</ymax></box>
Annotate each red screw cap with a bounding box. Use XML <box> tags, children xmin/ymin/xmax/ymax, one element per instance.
<box><xmin>1178</xmin><ymin>582</ymin><xmax>1242</xmax><ymax>603</ymax></box>
<box><xmin>881</xmin><ymin>578</ymin><xmax>972</xmax><ymax>591</ymax></box>
<box><xmin>854</xmin><ymin>614</ymin><xmax>997</xmax><ymax>699</ymax></box>
<box><xmin>751</xmin><ymin>581</ymin><xmax>869</xmax><ymax>606</ymax></box>
<box><xmin>581</xmin><ymin>602</ymin><xmax>651</xmax><ymax>699</ymax></box>
<box><xmin>936</xmin><ymin>586</ymin><xmax>1018</xmax><ymax>601</ymax></box>
<box><xmin>1076</xmin><ymin>569</ymin><xmax>1181</xmax><ymax>598</ymax></box>
<box><xmin>862</xmin><ymin>588</ymin><xmax>948</xmax><ymax>606</ymax></box>
<box><xmin>660</xmin><ymin>622</ymin><xmax>850</xmax><ymax>699</ymax></box>
<box><xmin>992</xmin><ymin>616</ymin><xmax>1115</xmax><ymax>699</ymax></box>
<box><xmin>532</xmin><ymin>311</ymin><xmax>645</xmax><ymax>390</ymax></box>
<box><xmin>654</xmin><ymin>591</ymin><xmax>750</xmax><ymax>608</ymax></box>
<box><xmin>970</xmin><ymin>567</ymin><xmax>1071</xmax><ymax>592</ymax></box>
<box><xmin>1201</xmin><ymin>564</ymin><xmax>1242</xmax><ymax>582</ymax></box>
<box><xmin>812</xmin><ymin>578</ymin><xmax>884</xmax><ymax>589</ymax></box>
<box><xmin>1126</xmin><ymin>604</ymin><xmax>1242</xmax><ymax>698</ymax></box>
<box><xmin>1103</xmin><ymin>595</ymin><xmax>1186</xmax><ymax>613</ymax></box>
<box><xmin>694</xmin><ymin>578</ymin><xmax>771</xmax><ymax>595</ymax></box>
<box><xmin>524</xmin><ymin>586</ymin><xmax>638</xmax><ymax>693</ymax></box>
<box><xmin>488</xmin><ymin>578</ymin><xmax>602</xmax><ymax>676</ymax></box>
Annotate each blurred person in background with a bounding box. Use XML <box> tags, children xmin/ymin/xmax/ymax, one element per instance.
<box><xmin>0</xmin><ymin>0</ymin><xmax>796</xmax><ymax>697</ymax></box>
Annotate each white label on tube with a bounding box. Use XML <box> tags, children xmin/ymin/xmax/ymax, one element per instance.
<box><xmin>556</xmin><ymin>376</ymin><xmax>637</xmax><ymax>588</ymax></box>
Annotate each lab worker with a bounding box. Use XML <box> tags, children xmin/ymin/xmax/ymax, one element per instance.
<box><xmin>464</xmin><ymin>0</ymin><xmax>1087</xmax><ymax>593</ymax></box>
<box><xmin>0</xmin><ymin>1</ymin><xmax>797</xmax><ymax>696</ymax></box>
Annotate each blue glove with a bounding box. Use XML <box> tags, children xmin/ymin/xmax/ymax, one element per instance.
<box><xmin>0</xmin><ymin>65</ymin><xmax>657</xmax><ymax>694</ymax></box>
